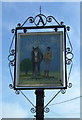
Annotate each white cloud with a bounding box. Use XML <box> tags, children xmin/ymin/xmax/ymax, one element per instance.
<box><xmin>2</xmin><ymin>102</ymin><xmax>29</xmax><ymax>118</ymax></box>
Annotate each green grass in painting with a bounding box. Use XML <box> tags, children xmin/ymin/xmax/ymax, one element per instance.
<box><xmin>18</xmin><ymin>71</ymin><xmax>62</xmax><ymax>86</ymax></box>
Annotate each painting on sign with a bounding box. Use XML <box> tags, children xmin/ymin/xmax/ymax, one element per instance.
<box><xmin>15</xmin><ymin>31</ymin><xmax>66</xmax><ymax>89</ymax></box>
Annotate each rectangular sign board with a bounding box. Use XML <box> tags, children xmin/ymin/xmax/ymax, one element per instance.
<box><xmin>15</xmin><ymin>31</ymin><xmax>67</xmax><ymax>89</ymax></box>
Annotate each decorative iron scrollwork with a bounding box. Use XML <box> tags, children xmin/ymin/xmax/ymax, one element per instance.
<box><xmin>15</xmin><ymin>90</ymin><xmax>20</xmax><ymax>95</ymax></box>
<box><xmin>66</xmin><ymin>26</ymin><xmax>70</xmax><ymax>31</ymax></box>
<box><xmin>61</xmin><ymin>89</ymin><xmax>66</xmax><ymax>94</ymax></box>
<box><xmin>34</xmin><ymin>14</ymin><xmax>47</xmax><ymax>26</ymax></box>
<box><xmin>11</xmin><ymin>29</ymin><xmax>15</xmax><ymax>33</ymax></box>
<box><xmin>44</xmin><ymin>107</ymin><xmax>50</xmax><ymax>113</ymax></box>
<box><xmin>8</xmin><ymin>8</ymin><xmax>74</xmax><ymax>116</ymax></box>
<box><xmin>47</xmin><ymin>16</ymin><xmax>52</xmax><ymax>22</ymax></box>
<box><xmin>30</xmin><ymin>108</ymin><xmax>36</xmax><ymax>113</ymax></box>
<box><xmin>9</xmin><ymin>84</ymin><xmax>14</xmax><ymax>89</ymax></box>
<box><xmin>46</xmin><ymin>16</ymin><xmax>60</xmax><ymax>25</ymax></box>
<box><xmin>66</xmin><ymin>47</ymin><xmax>74</xmax><ymax>65</ymax></box>
<box><xmin>60</xmin><ymin>21</ymin><xmax>64</xmax><ymax>25</ymax></box>
<box><xmin>68</xmin><ymin>83</ymin><xmax>72</xmax><ymax>88</ymax></box>
<box><xmin>8</xmin><ymin>49</ymin><xmax>15</xmax><ymax>66</ymax></box>
<box><xmin>21</xmin><ymin>14</ymin><xmax>60</xmax><ymax>27</ymax></box>
<box><xmin>29</xmin><ymin>17</ymin><xmax>34</xmax><ymax>23</ymax></box>
<box><xmin>17</xmin><ymin>23</ymin><xmax>21</xmax><ymax>27</ymax></box>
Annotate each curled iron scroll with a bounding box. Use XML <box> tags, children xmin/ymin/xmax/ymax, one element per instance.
<box><xmin>9</xmin><ymin>84</ymin><xmax>14</xmax><ymax>89</ymax></box>
<box><xmin>44</xmin><ymin>107</ymin><xmax>50</xmax><ymax>113</ymax></box>
<box><xmin>21</xmin><ymin>14</ymin><xmax>60</xmax><ymax>27</ymax></box>
<box><xmin>8</xmin><ymin>49</ymin><xmax>15</xmax><ymax>66</ymax></box>
<box><xmin>30</xmin><ymin>108</ymin><xmax>36</xmax><ymax>113</ymax></box>
<box><xmin>66</xmin><ymin>47</ymin><xmax>74</xmax><ymax>65</ymax></box>
<box><xmin>61</xmin><ymin>89</ymin><xmax>66</xmax><ymax>94</ymax></box>
<box><xmin>15</xmin><ymin>90</ymin><xmax>20</xmax><ymax>95</ymax></box>
<box><xmin>68</xmin><ymin>83</ymin><xmax>72</xmax><ymax>88</ymax></box>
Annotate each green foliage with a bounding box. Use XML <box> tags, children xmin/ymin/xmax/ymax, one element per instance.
<box><xmin>20</xmin><ymin>58</ymin><xmax>32</xmax><ymax>75</ymax></box>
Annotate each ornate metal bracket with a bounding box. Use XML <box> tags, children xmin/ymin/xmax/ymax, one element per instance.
<box><xmin>9</xmin><ymin>84</ymin><xmax>14</xmax><ymax>89</ymax></box>
<box><xmin>30</xmin><ymin>106</ymin><xmax>50</xmax><ymax>114</ymax></box>
<box><xmin>61</xmin><ymin>89</ymin><xmax>66</xmax><ymax>94</ymax></box>
<box><xmin>44</xmin><ymin>107</ymin><xmax>50</xmax><ymax>113</ymax></box>
<box><xmin>8</xmin><ymin>7</ymin><xmax>74</xmax><ymax>115</ymax></box>
<box><xmin>30</xmin><ymin>108</ymin><xmax>36</xmax><ymax>113</ymax></box>
<box><xmin>66</xmin><ymin>47</ymin><xmax>74</xmax><ymax>65</ymax></box>
<box><xmin>9</xmin><ymin>83</ymin><xmax>20</xmax><ymax>95</ymax></box>
<box><xmin>20</xmin><ymin>13</ymin><xmax>61</xmax><ymax>27</ymax></box>
<box><xmin>8</xmin><ymin>49</ymin><xmax>15</xmax><ymax>66</ymax></box>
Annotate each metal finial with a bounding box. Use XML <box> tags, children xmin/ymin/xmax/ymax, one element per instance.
<box><xmin>40</xmin><ymin>5</ymin><xmax>41</xmax><ymax>14</ymax></box>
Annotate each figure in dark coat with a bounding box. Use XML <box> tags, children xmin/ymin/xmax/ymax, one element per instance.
<box><xmin>31</xmin><ymin>47</ymin><xmax>43</xmax><ymax>77</ymax></box>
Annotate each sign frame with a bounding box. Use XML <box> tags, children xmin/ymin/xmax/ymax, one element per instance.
<box><xmin>14</xmin><ymin>25</ymin><xmax>67</xmax><ymax>90</ymax></box>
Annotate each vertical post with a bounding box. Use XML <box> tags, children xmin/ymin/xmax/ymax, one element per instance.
<box><xmin>35</xmin><ymin>89</ymin><xmax>44</xmax><ymax>120</ymax></box>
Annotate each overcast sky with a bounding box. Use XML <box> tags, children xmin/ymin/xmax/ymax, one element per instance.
<box><xmin>1</xmin><ymin>1</ymin><xmax>80</xmax><ymax>119</ymax></box>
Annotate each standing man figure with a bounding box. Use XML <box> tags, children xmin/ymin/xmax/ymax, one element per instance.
<box><xmin>44</xmin><ymin>47</ymin><xmax>52</xmax><ymax>77</ymax></box>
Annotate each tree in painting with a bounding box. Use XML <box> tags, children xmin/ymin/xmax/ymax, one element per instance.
<box><xmin>20</xmin><ymin>58</ymin><xmax>32</xmax><ymax>75</ymax></box>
